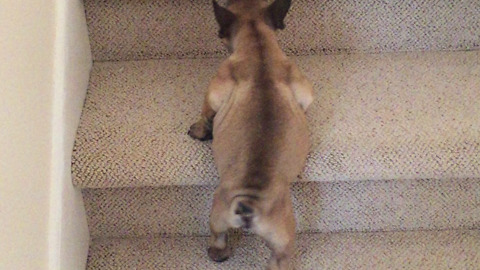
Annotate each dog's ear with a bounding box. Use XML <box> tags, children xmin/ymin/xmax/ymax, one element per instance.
<box><xmin>213</xmin><ymin>0</ymin><xmax>237</xmax><ymax>38</ymax></box>
<box><xmin>266</xmin><ymin>0</ymin><xmax>292</xmax><ymax>30</ymax></box>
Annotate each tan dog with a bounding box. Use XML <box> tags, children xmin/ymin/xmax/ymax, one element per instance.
<box><xmin>188</xmin><ymin>0</ymin><xmax>313</xmax><ymax>269</ymax></box>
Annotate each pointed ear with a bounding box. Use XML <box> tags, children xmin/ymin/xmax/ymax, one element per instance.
<box><xmin>266</xmin><ymin>0</ymin><xmax>292</xmax><ymax>30</ymax></box>
<box><xmin>213</xmin><ymin>0</ymin><xmax>236</xmax><ymax>38</ymax></box>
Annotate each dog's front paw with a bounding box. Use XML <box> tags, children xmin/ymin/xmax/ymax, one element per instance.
<box><xmin>188</xmin><ymin>121</ymin><xmax>213</xmax><ymax>141</ymax></box>
<box><xmin>208</xmin><ymin>246</ymin><xmax>231</xmax><ymax>262</ymax></box>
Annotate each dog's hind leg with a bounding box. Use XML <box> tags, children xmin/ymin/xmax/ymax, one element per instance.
<box><xmin>258</xmin><ymin>197</ymin><xmax>296</xmax><ymax>270</ymax></box>
<box><xmin>207</xmin><ymin>188</ymin><xmax>232</xmax><ymax>262</ymax></box>
<box><xmin>188</xmin><ymin>60</ymin><xmax>234</xmax><ymax>141</ymax></box>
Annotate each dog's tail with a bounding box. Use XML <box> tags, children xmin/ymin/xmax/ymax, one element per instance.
<box><xmin>232</xmin><ymin>195</ymin><xmax>259</xmax><ymax>229</ymax></box>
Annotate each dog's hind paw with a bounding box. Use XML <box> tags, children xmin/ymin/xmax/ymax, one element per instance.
<box><xmin>208</xmin><ymin>246</ymin><xmax>231</xmax><ymax>262</ymax></box>
<box><xmin>188</xmin><ymin>121</ymin><xmax>213</xmax><ymax>141</ymax></box>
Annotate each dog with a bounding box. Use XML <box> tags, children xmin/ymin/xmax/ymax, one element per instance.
<box><xmin>188</xmin><ymin>0</ymin><xmax>313</xmax><ymax>269</ymax></box>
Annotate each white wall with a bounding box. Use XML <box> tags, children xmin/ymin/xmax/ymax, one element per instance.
<box><xmin>50</xmin><ymin>0</ymin><xmax>92</xmax><ymax>269</ymax></box>
<box><xmin>0</xmin><ymin>0</ymin><xmax>92</xmax><ymax>269</ymax></box>
<box><xmin>0</xmin><ymin>1</ymin><xmax>55</xmax><ymax>269</ymax></box>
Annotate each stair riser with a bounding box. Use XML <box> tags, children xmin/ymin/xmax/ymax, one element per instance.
<box><xmin>84</xmin><ymin>178</ymin><xmax>480</xmax><ymax>238</ymax></box>
<box><xmin>85</xmin><ymin>0</ymin><xmax>480</xmax><ymax>62</ymax></box>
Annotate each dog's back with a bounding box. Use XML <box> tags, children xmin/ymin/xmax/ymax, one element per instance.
<box><xmin>211</xmin><ymin>18</ymin><xmax>310</xmax><ymax>228</ymax></box>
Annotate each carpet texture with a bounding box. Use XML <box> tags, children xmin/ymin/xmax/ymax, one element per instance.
<box><xmin>87</xmin><ymin>230</ymin><xmax>480</xmax><ymax>269</ymax></box>
<box><xmin>77</xmin><ymin>0</ymin><xmax>480</xmax><ymax>268</ymax></box>
<box><xmin>83</xmin><ymin>178</ymin><xmax>480</xmax><ymax>238</ymax></box>
<box><xmin>72</xmin><ymin>51</ymin><xmax>480</xmax><ymax>188</ymax></box>
<box><xmin>84</xmin><ymin>0</ymin><xmax>480</xmax><ymax>61</ymax></box>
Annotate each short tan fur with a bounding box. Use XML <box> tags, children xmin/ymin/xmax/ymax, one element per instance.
<box><xmin>188</xmin><ymin>1</ymin><xmax>314</xmax><ymax>269</ymax></box>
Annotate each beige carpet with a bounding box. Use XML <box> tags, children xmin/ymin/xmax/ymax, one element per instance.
<box><xmin>72</xmin><ymin>51</ymin><xmax>480</xmax><ymax>188</ymax></box>
<box><xmin>87</xmin><ymin>229</ymin><xmax>480</xmax><ymax>269</ymax></box>
<box><xmin>77</xmin><ymin>0</ymin><xmax>480</xmax><ymax>268</ymax></box>
<box><xmin>83</xmin><ymin>178</ymin><xmax>480</xmax><ymax>238</ymax></box>
<box><xmin>84</xmin><ymin>0</ymin><xmax>480</xmax><ymax>61</ymax></box>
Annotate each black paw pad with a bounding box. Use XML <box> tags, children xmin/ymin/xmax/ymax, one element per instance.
<box><xmin>208</xmin><ymin>247</ymin><xmax>230</xmax><ymax>262</ymax></box>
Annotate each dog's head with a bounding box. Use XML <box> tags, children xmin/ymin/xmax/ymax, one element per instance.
<box><xmin>212</xmin><ymin>0</ymin><xmax>292</xmax><ymax>50</ymax></box>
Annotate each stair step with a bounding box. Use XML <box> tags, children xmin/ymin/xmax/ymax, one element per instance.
<box><xmin>72</xmin><ymin>51</ymin><xmax>480</xmax><ymax>189</ymax></box>
<box><xmin>80</xmin><ymin>1</ymin><xmax>480</xmax><ymax>268</ymax></box>
<box><xmin>85</xmin><ymin>0</ymin><xmax>480</xmax><ymax>62</ymax></box>
<box><xmin>84</xmin><ymin>178</ymin><xmax>480</xmax><ymax>238</ymax></box>
<box><xmin>87</xmin><ymin>229</ymin><xmax>480</xmax><ymax>269</ymax></box>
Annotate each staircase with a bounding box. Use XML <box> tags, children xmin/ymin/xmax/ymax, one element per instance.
<box><xmin>73</xmin><ymin>0</ymin><xmax>480</xmax><ymax>269</ymax></box>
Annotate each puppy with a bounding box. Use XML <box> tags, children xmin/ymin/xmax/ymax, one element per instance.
<box><xmin>188</xmin><ymin>0</ymin><xmax>313</xmax><ymax>269</ymax></box>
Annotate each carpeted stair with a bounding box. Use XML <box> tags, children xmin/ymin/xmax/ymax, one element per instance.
<box><xmin>74</xmin><ymin>0</ymin><xmax>480</xmax><ymax>269</ymax></box>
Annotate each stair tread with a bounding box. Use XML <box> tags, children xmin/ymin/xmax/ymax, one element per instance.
<box><xmin>85</xmin><ymin>0</ymin><xmax>480</xmax><ymax>62</ymax></box>
<box><xmin>87</xmin><ymin>229</ymin><xmax>480</xmax><ymax>269</ymax></box>
<box><xmin>73</xmin><ymin>51</ymin><xmax>480</xmax><ymax>188</ymax></box>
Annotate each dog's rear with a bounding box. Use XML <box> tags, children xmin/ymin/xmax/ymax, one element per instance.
<box><xmin>188</xmin><ymin>1</ymin><xmax>313</xmax><ymax>269</ymax></box>
<box><xmin>231</xmin><ymin>194</ymin><xmax>258</xmax><ymax>229</ymax></box>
